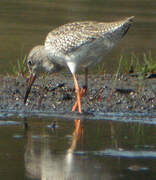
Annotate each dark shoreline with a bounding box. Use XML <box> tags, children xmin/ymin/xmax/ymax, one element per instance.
<box><xmin>1</xmin><ymin>73</ymin><xmax>156</xmax><ymax>114</ymax></box>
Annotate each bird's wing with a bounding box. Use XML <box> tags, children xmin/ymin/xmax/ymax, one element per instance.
<box><xmin>46</xmin><ymin>21</ymin><xmax>109</xmax><ymax>54</ymax></box>
<box><xmin>46</xmin><ymin>17</ymin><xmax>134</xmax><ymax>54</ymax></box>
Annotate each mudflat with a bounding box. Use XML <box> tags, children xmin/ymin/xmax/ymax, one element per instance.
<box><xmin>1</xmin><ymin>73</ymin><xmax>156</xmax><ymax>113</ymax></box>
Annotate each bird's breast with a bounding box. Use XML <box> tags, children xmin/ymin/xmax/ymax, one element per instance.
<box><xmin>45</xmin><ymin>35</ymin><xmax>116</xmax><ymax>71</ymax></box>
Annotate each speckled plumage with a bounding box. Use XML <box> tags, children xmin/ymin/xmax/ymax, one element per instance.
<box><xmin>45</xmin><ymin>16</ymin><xmax>134</xmax><ymax>73</ymax></box>
<box><xmin>25</xmin><ymin>16</ymin><xmax>134</xmax><ymax>112</ymax></box>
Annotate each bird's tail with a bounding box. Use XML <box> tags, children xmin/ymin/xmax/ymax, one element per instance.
<box><xmin>121</xmin><ymin>16</ymin><xmax>135</xmax><ymax>37</ymax></box>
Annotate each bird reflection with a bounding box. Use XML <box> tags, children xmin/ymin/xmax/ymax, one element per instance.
<box><xmin>24</xmin><ymin>118</ymin><xmax>111</xmax><ymax>180</ymax></box>
<box><xmin>24</xmin><ymin>119</ymin><xmax>83</xmax><ymax>180</ymax></box>
<box><xmin>68</xmin><ymin>119</ymin><xmax>83</xmax><ymax>153</ymax></box>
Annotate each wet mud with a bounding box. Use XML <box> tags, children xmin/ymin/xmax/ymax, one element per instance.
<box><xmin>1</xmin><ymin>73</ymin><xmax>156</xmax><ymax>114</ymax></box>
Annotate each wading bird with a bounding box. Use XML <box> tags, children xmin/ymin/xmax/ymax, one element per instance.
<box><xmin>24</xmin><ymin>16</ymin><xmax>134</xmax><ymax>113</ymax></box>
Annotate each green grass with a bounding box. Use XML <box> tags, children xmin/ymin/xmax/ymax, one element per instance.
<box><xmin>119</xmin><ymin>51</ymin><xmax>156</xmax><ymax>76</ymax></box>
<box><xmin>9</xmin><ymin>55</ymin><xmax>28</xmax><ymax>77</ymax></box>
<box><xmin>92</xmin><ymin>51</ymin><xmax>156</xmax><ymax>76</ymax></box>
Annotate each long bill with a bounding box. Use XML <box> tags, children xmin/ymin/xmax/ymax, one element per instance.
<box><xmin>24</xmin><ymin>73</ymin><xmax>37</xmax><ymax>104</ymax></box>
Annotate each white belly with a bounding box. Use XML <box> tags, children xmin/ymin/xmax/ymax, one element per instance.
<box><xmin>45</xmin><ymin>37</ymin><xmax>115</xmax><ymax>74</ymax></box>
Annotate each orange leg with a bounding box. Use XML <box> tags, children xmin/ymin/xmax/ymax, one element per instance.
<box><xmin>72</xmin><ymin>88</ymin><xmax>87</xmax><ymax>112</ymax></box>
<box><xmin>74</xmin><ymin>119</ymin><xmax>83</xmax><ymax>137</ymax></box>
<box><xmin>72</xmin><ymin>73</ymin><xmax>82</xmax><ymax>113</ymax></box>
<box><xmin>70</xmin><ymin>74</ymin><xmax>85</xmax><ymax>151</ymax></box>
<box><xmin>72</xmin><ymin>68</ymin><xmax>88</xmax><ymax>112</ymax></box>
<box><xmin>68</xmin><ymin>119</ymin><xmax>83</xmax><ymax>152</ymax></box>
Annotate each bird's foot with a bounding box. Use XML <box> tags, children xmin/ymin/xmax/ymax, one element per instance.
<box><xmin>72</xmin><ymin>87</ymin><xmax>87</xmax><ymax>112</ymax></box>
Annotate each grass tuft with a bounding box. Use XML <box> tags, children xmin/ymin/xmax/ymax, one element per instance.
<box><xmin>119</xmin><ymin>51</ymin><xmax>156</xmax><ymax>76</ymax></box>
<box><xmin>89</xmin><ymin>51</ymin><xmax>156</xmax><ymax>75</ymax></box>
<box><xmin>9</xmin><ymin>55</ymin><xmax>28</xmax><ymax>77</ymax></box>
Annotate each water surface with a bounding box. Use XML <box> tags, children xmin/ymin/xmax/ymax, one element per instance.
<box><xmin>0</xmin><ymin>113</ymin><xmax>155</xmax><ymax>180</ymax></box>
<box><xmin>0</xmin><ymin>0</ymin><xmax>156</xmax><ymax>74</ymax></box>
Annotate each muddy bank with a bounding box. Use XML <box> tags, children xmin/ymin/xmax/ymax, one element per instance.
<box><xmin>0</xmin><ymin>73</ymin><xmax>156</xmax><ymax>113</ymax></box>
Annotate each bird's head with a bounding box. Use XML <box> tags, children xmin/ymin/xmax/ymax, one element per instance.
<box><xmin>24</xmin><ymin>45</ymin><xmax>61</xmax><ymax>104</ymax></box>
<box><xmin>26</xmin><ymin>45</ymin><xmax>57</xmax><ymax>75</ymax></box>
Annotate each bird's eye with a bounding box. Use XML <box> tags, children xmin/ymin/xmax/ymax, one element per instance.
<box><xmin>28</xmin><ymin>60</ymin><xmax>32</xmax><ymax>65</ymax></box>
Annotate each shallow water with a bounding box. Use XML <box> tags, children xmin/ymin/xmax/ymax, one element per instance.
<box><xmin>0</xmin><ymin>0</ymin><xmax>156</xmax><ymax>74</ymax></box>
<box><xmin>0</xmin><ymin>112</ymin><xmax>156</xmax><ymax>180</ymax></box>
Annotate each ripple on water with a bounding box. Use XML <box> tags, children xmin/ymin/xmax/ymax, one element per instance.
<box><xmin>75</xmin><ymin>149</ymin><xmax>156</xmax><ymax>159</ymax></box>
<box><xmin>128</xmin><ymin>165</ymin><xmax>149</xmax><ymax>171</ymax></box>
<box><xmin>0</xmin><ymin>112</ymin><xmax>14</xmax><ymax>119</ymax></box>
<box><xmin>1</xmin><ymin>110</ymin><xmax>156</xmax><ymax>124</ymax></box>
<box><xmin>92</xmin><ymin>112</ymin><xmax>156</xmax><ymax>124</ymax></box>
<box><xmin>13</xmin><ymin>135</ymin><xmax>23</xmax><ymax>139</ymax></box>
<box><xmin>0</xmin><ymin>120</ymin><xmax>21</xmax><ymax>126</ymax></box>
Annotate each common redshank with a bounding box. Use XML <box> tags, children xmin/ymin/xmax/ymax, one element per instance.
<box><xmin>24</xmin><ymin>16</ymin><xmax>134</xmax><ymax>113</ymax></box>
